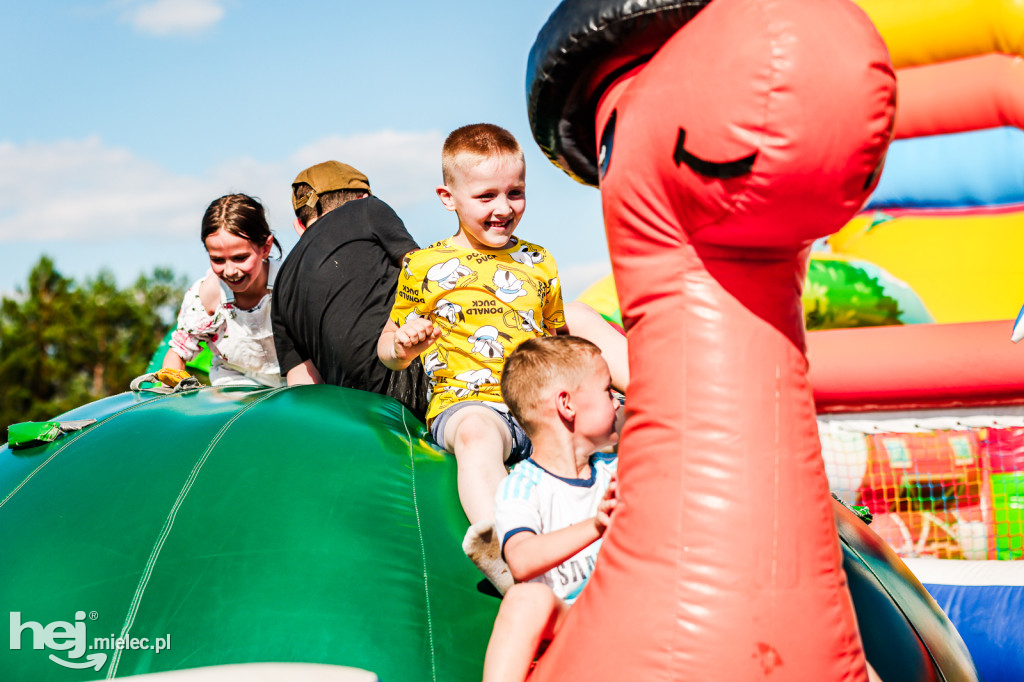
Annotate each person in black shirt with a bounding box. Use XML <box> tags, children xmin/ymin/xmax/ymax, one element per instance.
<box><xmin>272</xmin><ymin>161</ymin><xmax>429</xmax><ymax>420</ymax></box>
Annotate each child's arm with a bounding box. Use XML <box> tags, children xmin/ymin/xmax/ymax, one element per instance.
<box><xmin>161</xmin><ymin>348</ymin><xmax>187</xmax><ymax>371</ymax></box>
<box><xmin>162</xmin><ymin>275</ymin><xmax>216</xmax><ymax>372</ymax></box>
<box><xmin>377</xmin><ymin>317</ymin><xmax>441</xmax><ymax>371</ymax></box>
<box><xmin>504</xmin><ymin>477</ymin><xmax>618</xmax><ymax>582</ymax></box>
<box><xmin>504</xmin><ymin>520</ymin><xmax>601</xmax><ymax>583</ymax></box>
<box><xmin>285</xmin><ymin>359</ymin><xmax>324</xmax><ymax>385</ymax></box>
<box><xmin>198</xmin><ymin>274</ymin><xmax>221</xmax><ymax>316</ymax></box>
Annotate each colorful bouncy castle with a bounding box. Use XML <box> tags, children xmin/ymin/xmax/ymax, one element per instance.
<box><xmin>833</xmin><ymin>0</ymin><xmax>1024</xmax><ymax>324</ymax></box>
<box><xmin>579</xmin><ymin>255</ymin><xmax>935</xmax><ymax>333</ymax></box>
<box><xmin>810</xmin><ymin>321</ymin><xmax>1024</xmax><ymax>682</ymax></box>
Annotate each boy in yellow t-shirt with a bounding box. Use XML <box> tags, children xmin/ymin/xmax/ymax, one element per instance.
<box><xmin>377</xmin><ymin>123</ymin><xmax>627</xmax><ymax>589</ymax></box>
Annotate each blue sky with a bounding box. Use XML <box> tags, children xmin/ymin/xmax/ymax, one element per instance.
<box><xmin>0</xmin><ymin>0</ymin><xmax>609</xmax><ymax>300</ymax></box>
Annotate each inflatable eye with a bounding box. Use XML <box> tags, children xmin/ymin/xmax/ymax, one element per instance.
<box><xmin>598</xmin><ymin>110</ymin><xmax>617</xmax><ymax>180</ymax></box>
<box><xmin>673</xmin><ymin>127</ymin><xmax>757</xmax><ymax>179</ymax></box>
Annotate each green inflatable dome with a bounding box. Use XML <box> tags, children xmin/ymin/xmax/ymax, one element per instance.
<box><xmin>1</xmin><ymin>385</ymin><xmax>498</xmax><ymax>680</ymax></box>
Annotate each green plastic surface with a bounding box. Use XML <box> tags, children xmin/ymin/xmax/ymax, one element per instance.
<box><xmin>1</xmin><ymin>385</ymin><xmax>498</xmax><ymax>680</ymax></box>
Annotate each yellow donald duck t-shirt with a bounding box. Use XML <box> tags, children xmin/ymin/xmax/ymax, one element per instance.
<box><xmin>390</xmin><ymin>236</ymin><xmax>565</xmax><ymax>424</ymax></box>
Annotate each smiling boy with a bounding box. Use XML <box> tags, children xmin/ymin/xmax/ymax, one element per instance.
<box><xmin>378</xmin><ymin>124</ymin><xmax>565</xmax><ymax>547</ymax></box>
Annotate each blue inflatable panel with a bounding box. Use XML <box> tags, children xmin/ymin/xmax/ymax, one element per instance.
<box><xmin>905</xmin><ymin>558</ymin><xmax>1024</xmax><ymax>682</ymax></box>
<box><xmin>866</xmin><ymin>127</ymin><xmax>1024</xmax><ymax>210</ymax></box>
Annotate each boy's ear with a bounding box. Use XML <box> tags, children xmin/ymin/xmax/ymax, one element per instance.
<box><xmin>293</xmin><ymin>217</ymin><xmax>307</xmax><ymax>237</ymax></box>
<box><xmin>436</xmin><ymin>185</ymin><xmax>457</xmax><ymax>212</ymax></box>
<box><xmin>555</xmin><ymin>389</ymin><xmax>575</xmax><ymax>423</ymax></box>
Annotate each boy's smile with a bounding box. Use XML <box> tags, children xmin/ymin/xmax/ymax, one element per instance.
<box><xmin>438</xmin><ymin>152</ymin><xmax>526</xmax><ymax>251</ymax></box>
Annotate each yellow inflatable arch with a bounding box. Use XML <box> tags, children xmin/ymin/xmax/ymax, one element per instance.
<box><xmin>855</xmin><ymin>0</ymin><xmax>1024</xmax><ymax>67</ymax></box>
<box><xmin>826</xmin><ymin>0</ymin><xmax>1024</xmax><ymax>323</ymax></box>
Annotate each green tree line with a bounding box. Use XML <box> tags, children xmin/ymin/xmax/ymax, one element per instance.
<box><xmin>1</xmin><ymin>257</ymin><xmax>186</xmax><ymax>437</ymax></box>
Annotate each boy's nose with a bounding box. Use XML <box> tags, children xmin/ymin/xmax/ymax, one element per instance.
<box><xmin>493</xmin><ymin>196</ymin><xmax>512</xmax><ymax>216</ymax></box>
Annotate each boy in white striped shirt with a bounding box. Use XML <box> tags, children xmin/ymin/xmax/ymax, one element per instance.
<box><xmin>484</xmin><ymin>335</ymin><xmax>620</xmax><ymax>681</ymax></box>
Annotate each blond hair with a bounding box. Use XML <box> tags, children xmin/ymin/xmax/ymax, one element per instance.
<box><xmin>441</xmin><ymin>123</ymin><xmax>523</xmax><ymax>186</ymax></box>
<box><xmin>502</xmin><ymin>336</ymin><xmax>603</xmax><ymax>436</ymax></box>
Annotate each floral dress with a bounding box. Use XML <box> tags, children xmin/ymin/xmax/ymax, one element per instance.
<box><xmin>168</xmin><ymin>261</ymin><xmax>284</xmax><ymax>388</ymax></box>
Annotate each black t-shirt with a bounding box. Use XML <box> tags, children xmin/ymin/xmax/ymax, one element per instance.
<box><xmin>272</xmin><ymin>196</ymin><xmax>421</xmax><ymax>400</ymax></box>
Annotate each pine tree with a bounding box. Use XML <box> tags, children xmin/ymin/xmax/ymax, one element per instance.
<box><xmin>0</xmin><ymin>257</ymin><xmax>185</xmax><ymax>436</ymax></box>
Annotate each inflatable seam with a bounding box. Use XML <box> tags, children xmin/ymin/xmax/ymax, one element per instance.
<box><xmin>0</xmin><ymin>390</ymin><xmax>195</xmax><ymax>512</ymax></box>
<box><xmin>106</xmin><ymin>387</ymin><xmax>286</xmax><ymax>679</ymax></box>
<box><xmin>404</xmin><ymin>407</ymin><xmax>438</xmax><ymax>682</ymax></box>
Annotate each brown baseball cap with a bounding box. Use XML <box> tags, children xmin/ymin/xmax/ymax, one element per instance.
<box><xmin>291</xmin><ymin>161</ymin><xmax>371</xmax><ymax>210</ymax></box>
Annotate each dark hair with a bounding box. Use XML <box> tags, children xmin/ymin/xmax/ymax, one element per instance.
<box><xmin>201</xmin><ymin>194</ymin><xmax>281</xmax><ymax>257</ymax></box>
<box><xmin>292</xmin><ymin>184</ymin><xmax>369</xmax><ymax>226</ymax></box>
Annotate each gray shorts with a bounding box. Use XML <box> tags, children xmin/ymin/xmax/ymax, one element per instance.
<box><xmin>429</xmin><ymin>400</ymin><xmax>533</xmax><ymax>465</ymax></box>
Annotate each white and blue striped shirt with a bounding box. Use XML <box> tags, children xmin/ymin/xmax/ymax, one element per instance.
<box><xmin>494</xmin><ymin>452</ymin><xmax>617</xmax><ymax>602</ymax></box>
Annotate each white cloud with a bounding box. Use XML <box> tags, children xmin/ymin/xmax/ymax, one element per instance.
<box><xmin>0</xmin><ymin>132</ymin><xmax>611</xmax><ymax>300</ymax></box>
<box><xmin>203</xmin><ymin>130</ymin><xmax>445</xmax><ymax>248</ymax></box>
<box><xmin>124</xmin><ymin>0</ymin><xmax>225</xmax><ymax>36</ymax></box>
<box><xmin>0</xmin><ymin>131</ymin><xmax>445</xmax><ymax>247</ymax></box>
<box><xmin>0</xmin><ymin>132</ymin><xmax>621</xmax><ymax>310</ymax></box>
<box><xmin>289</xmin><ymin>130</ymin><xmax>446</xmax><ymax>209</ymax></box>
<box><xmin>0</xmin><ymin>137</ymin><xmax>211</xmax><ymax>243</ymax></box>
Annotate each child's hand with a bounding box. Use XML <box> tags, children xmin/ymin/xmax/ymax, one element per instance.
<box><xmin>595</xmin><ymin>473</ymin><xmax>618</xmax><ymax>536</ymax></box>
<box><xmin>393</xmin><ymin>317</ymin><xmax>441</xmax><ymax>362</ymax></box>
